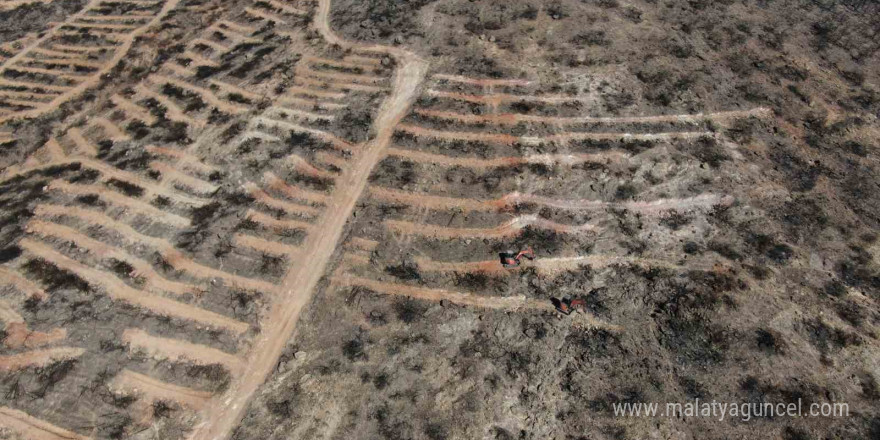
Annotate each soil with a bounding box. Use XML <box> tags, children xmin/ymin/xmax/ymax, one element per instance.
<box><xmin>0</xmin><ymin>0</ymin><xmax>878</xmax><ymax>439</ymax></box>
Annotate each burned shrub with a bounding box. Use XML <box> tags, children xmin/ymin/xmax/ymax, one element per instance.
<box><xmin>614</xmin><ymin>183</ymin><xmax>638</xmax><ymax>201</ymax></box>
<box><xmin>393</xmin><ymin>298</ymin><xmax>427</xmax><ymax>323</ymax></box>
<box><xmin>384</xmin><ymin>262</ymin><xmax>421</xmax><ymax>282</ymax></box>
<box><xmin>678</xmin><ymin>376</ymin><xmax>707</xmax><ymax>399</ymax></box>
<box><xmin>0</xmin><ymin>245</ymin><xmax>22</xmax><ymax>263</ymax></box>
<box><xmin>690</xmin><ymin>136</ymin><xmax>729</xmax><ymax>168</ymax></box>
<box><xmin>683</xmin><ymin>241</ymin><xmax>701</xmax><ymax>254</ymax></box>
<box><xmin>755</xmin><ymin>328</ymin><xmax>786</xmax><ymax>354</ymax></box>
<box><xmin>35</xmin><ymin>359</ymin><xmax>78</xmax><ymax>397</ymax></box>
<box><xmin>746</xmin><ymin>233</ymin><xmax>793</xmax><ymax>264</ymax></box>
<box><xmin>835</xmin><ymin>300</ymin><xmax>866</xmax><ymax>327</ymax></box>
<box><xmin>659</xmin><ymin>210</ymin><xmax>692</xmax><ymax>230</ymax></box>
<box><xmin>803</xmin><ymin>318</ymin><xmax>861</xmax><ymax>361</ymax></box>
<box><xmin>152</xmin><ymin>400</ymin><xmax>174</xmax><ymax>419</ymax></box>
<box><xmin>565</xmin><ymin>327</ymin><xmax>622</xmax><ymax>359</ymax></box>
<box><xmin>454</xmin><ymin>272</ymin><xmax>490</xmax><ymax>290</ymax></box>
<box><xmin>342</xmin><ymin>336</ymin><xmax>368</xmax><ymax>361</ymax></box>
<box><xmin>190</xmin><ymin>201</ymin><xmax>221</xmax><ymax>227</ymax></box>
<box><xmin>822</xmin><ymin>280</ymin><xmax>847</xmax><ymax>298</ymax></box>
<box><xmin>22</xmin><ymin>258</ymin><xmax>89</xmax><ymax>291</ymax></box>
<box><xmin>106</xmin><ymin>178</ymin><xmax>144</xmax><ymax>197</ymax></box>
<box><xmin>708</xmin><ymin>240</ymin><xmax>742</xmax><ymax>261</ymax></box>
<box><xmin>571</xmin><ymin>30</ymin><xmax>610</xmax><ymax>47</ymax></box>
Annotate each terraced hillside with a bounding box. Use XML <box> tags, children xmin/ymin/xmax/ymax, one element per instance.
<box><xmin>0</xmin><ymin>0</ymin><xmax>424</xmax><ymax>437</ymax></box>
<box><xmin>0</xmin><ymin>0</ymin><xmax>878</xmax><ymax>439</ymax></box>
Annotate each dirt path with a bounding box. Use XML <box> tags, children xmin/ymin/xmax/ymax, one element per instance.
<box><xmin>0</xmin><ymin>406</ymin><xmax>89</xmax><ymax>440</ymax></box>
<box><xmin>186</xmin><ymin>1</ymin><xmax>428</xmax><ymax>438</ymax></box>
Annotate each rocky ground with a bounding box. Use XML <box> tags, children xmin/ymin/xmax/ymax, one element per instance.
<box><xmin>0</xmin><ymin>0</ymin><xmax>878</xmax><ymax>439</ymax></box>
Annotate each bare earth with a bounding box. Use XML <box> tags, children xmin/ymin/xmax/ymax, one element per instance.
<box><xmin>0</xmin><ymin>0</ymin><xmax>878</xmax><ymax>440</ymax></box>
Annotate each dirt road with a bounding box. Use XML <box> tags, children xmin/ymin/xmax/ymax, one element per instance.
<box><xmin>186</xmin><ymin>1</ymin><xmax>427</xmax><ymax>438</ymax></box>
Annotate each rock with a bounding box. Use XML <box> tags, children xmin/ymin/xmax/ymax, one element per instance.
<box><xmin>294</xmin><ymin>351</ymin><xmax>306</xmax><ymax>360</ymax></box>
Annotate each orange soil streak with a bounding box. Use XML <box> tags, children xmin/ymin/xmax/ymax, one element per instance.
<box><xmin>240</xmin><ymin>130</ymin><xmax>281</xmax><ymax>143</ymax></box>
<box><xmin>264</xmin><ymin>0</ymin><xmax>307</xmax><ymax>15</ymax></box>
<box><xmin>93</xmin><ymin>116</ymin><xmax>130</xmax><ymax>140</ymax></box>
<box><xmin>148</xmin><ymin>75</ymin><xmax>248</xmax><ymax>114</ymax></box>
<box><xmin>111</xmin><ymin>93</ymin><xmax>157</xmax><ymax>124</ymax></box>
<box><xmin>314</xmin><ymin>150</ymin><xmax>348</xmax><ymax>169</ymax></box>
<box><xmin>206</xmin><ymin>27</ymin><xmax>259</xmax><ymax>45</ymax></box>
<box><xmin>413</xmin><ymin>254</ymin><xmax>706</xmax><ymax>277</ymax></box>
<box><xmin>110</xmin><ymin>370</ymin><xmax>213</xmax><ymax>410</ymax></box>
<box><xmin>244</xmin><ymin>182</ymin><xmax>322</xmax><ymax>216</ymax></box>
<box><xmin>23</xmin><ymin>57</ymin><xmax>105</xmax><ymax>69</ymax></box>
<box><xmin>347</xmin><ymin>237</ymin><xmax>379</xmax><ymax>252</ymax></box>
<box><xmin>26</xmin><ymin>219</ymin><xmax>196</xmax><ymax>296</ymax></box>
<box><xmin>144</xmin><ymin>145</ymin><xmax>217</xmax><ymax>175</ymax></box>
<box><xmin>209</xmin><ymin>79</ymin><xmax>262</xmax><ymax>101</ymax></box>
<box><xmin>66</xmin><ymin>21</ymin><xmax>139</xmax><ymax>30</ymax></box>
<box><xmin>43</xmin><ymin>137</ymin><xmax>65</xmax><ymax>161</ymax></box>
<box><xmin>49</xmin><ymin>44</ymin><xmax>113</xmax><ymax>53</ymax></box>
<box><xmin>246</xmin><ymin>209</ymin><xmax>314</xmax><ymax>232</ymax></box>
<box><xmin>286</xmin><ymin>154</ymin><xmax>336</xmax><ymax>179</ymax></box>
<box><xmin>182</xmin><ymin>49</ymin><xmax>219</xmax><ymax>67</ymax></box>
<box><xmin>0</xmin><ymin>347</ymin><xmax>86</xmax><ymax>371</ymax></box>
<box><xmin>66</xmin><ymin>127</ymin><xmax>97</xmax><ymax>156</ymax></box>
<box><xmin>370</xmin><ymin>187</ymin><xmax>732</xmax><ymax>214</ymax></box>
<box><xmin>343</xmin><ymin>54</ymin><xmax>382</xmax><ymax>66</ymax></box>
<box><xmin>0</xmin><ymin>406</ymin><xmax>89</xmax><ymax>440</ymax></box>
<box><xmin>47</xmin><ymin>180</ymin><xmax>190</xmax><ymax>227</ymax></box>
<box><xmin>261</xmin><ymin>172</ymin><xmax>328</xmax><ymax>205</ymax></box>
<box><xmin>337</xmin><ymin>275</ymin><xmax>554</xmax><ymax>312</ymax></box>
<box><xmin>251</xmin><ymin>116</ymin><xmax>353</xmax><ymax>150</ymax></box>
<box><xmin>231</xmin><ymin>233</ymin><xmax>300</xmax><ymax>258</ymax></box>
<box><xmin>283</xmin><ymin>86</ymin><xmax>347</xmax><ymax>100</ymax></box>
<box><xmin>244</xmin><ymin>7</ymin><xmax>287</xmax><ymax>24</ymax></box>
<box><xmin>19</xmin><ymin>238</ymin><xmax>249</xmax><ymax>334</ymax></box>
<box><xmin>385</xmin><ymin>215</ymin><xmax>598</xmax><ymax>239</ymax></box>
<box><xmin>425</xmin><ymin>89</ymin><xmax>588</xmax><ymax>105</ymax></box>
<box><xmin>432</xmin><ymin>74</ymin><xmax>532</xmax><ymax>87</ymax></box>
<box><xmin>0</xmin><ymin>89</ymin><xmax>56</xmax><ymax>100</ymax></box>
<box><xmin>30</xmin><ymin>47</ymin><xmax>88</xmax><ymax>58</ymax></box>
<box><xmin>305</xmin><ymin>56</ymin><xmax>384</xmax><ymax>73</ymax></box>
<box><xmin>0</xmin><ymin>77</ymin><xmax>72</xmax><ymax>92</ymax></box>
<box><xmin>340</xmin><ymin>252</ymin><xmax>370</xmax><ymax>267</ymax></box>
<box><xmin>396</xmin><ymin>123</ymin><xmax>711</xmax><ymax>145</ymax></box>
<box><xmin>295</xmin><ymin>75</ymin><xmax>387</xmax><ymax>93</ymax></box>
<box><xmin>0</xmin><ymin>98</ymin><xmax>42</xmax><ymax>109</ymax></box>
<box><xmin>149</xmin><ymin>161</ymin><xmax>219</xmax><ymax>195</ymax></box>
<box><xmin>278</xmin><ymin>95</ymin><xmax>347</xmax><ymax>110</ymax></box>
<box><xmin>0</xmin><ymin>266</ymin><xmax>47</xmax><ymax>300</ymax></box>
<box><xmin>4</xmin><ymin>322</ymin><xmax>67</xmax><ymax>350</ymax></box>
<box><xmin>102</xmin><ymin>0</ymin><xmax>161</xmax><ymax>4</ymax></box>
<box><xmin>297</xmin><ymin>64</ymin><xmax>387</xmax><ymax>84</ymax></box>
<box><xmin>413</xmin><ymin>107</ymin><xmax>773</xmax><ymax>126</ymax></box>
<box><xmin>268</xmin><ymin>106</ymin><xmax>335</xmax><ymax>122</ymax></box>
<box><xmin>216</xmin><ymin>20</ymin><xmax>256</xmax><ymax>34</ymax></box>
<box><xmin>33</xmin><ymin>204</ymin><xmax>275</xmax><ymax>293</ymax></box>
<box><xmin>8</xmin><ymin>65</ymin><xmax>91</xmax><ymax>81</ymax></box>
<box><xmin>78</xmin><ymin>14</ymin><xmax>151</xmax><ymax>22</ymax></box>
<box><xmin>123</xmin><ymin>328</ymin><xmax>244</xmax><ymax>375</ymax></box>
